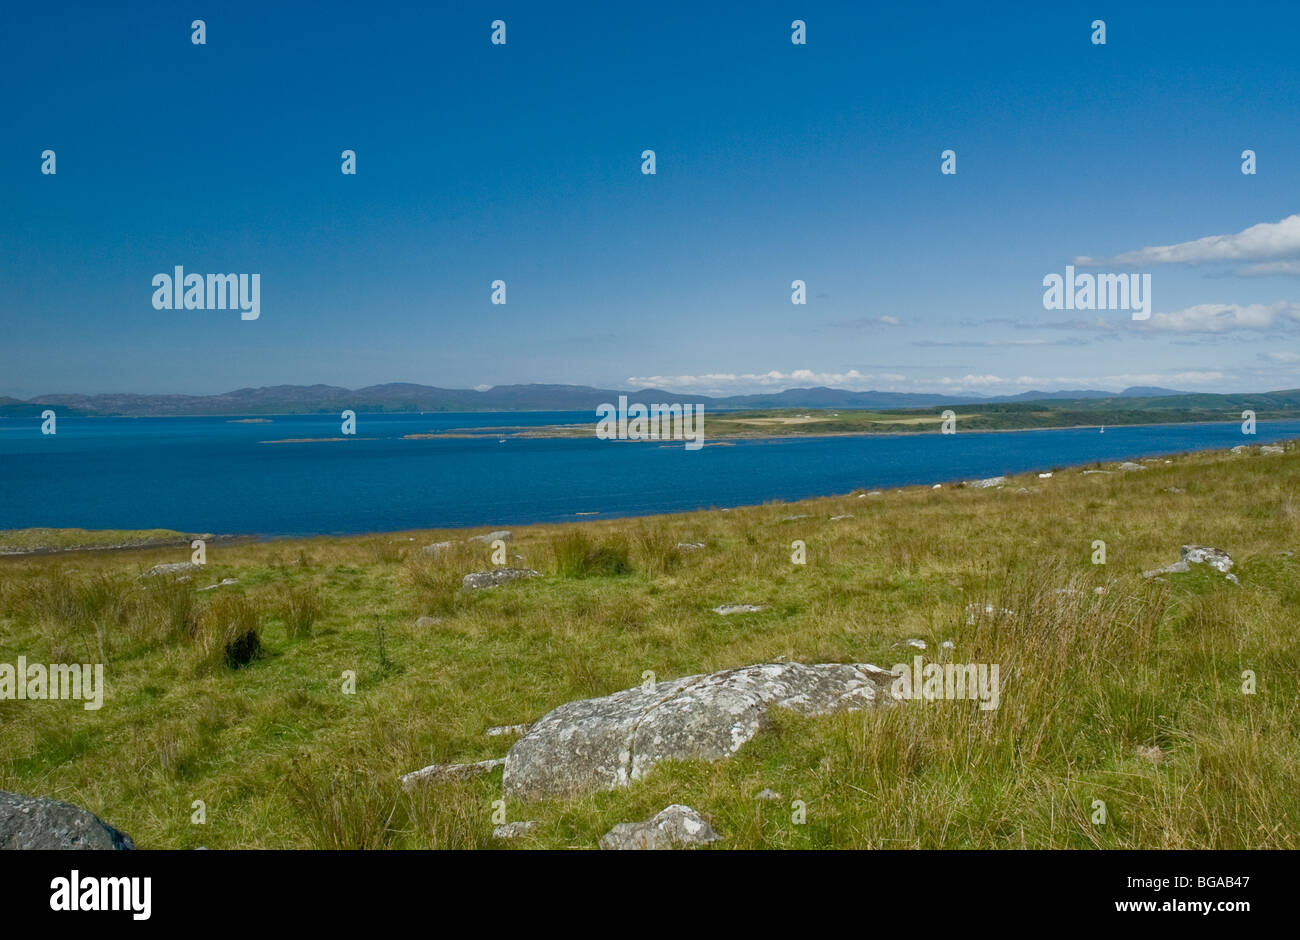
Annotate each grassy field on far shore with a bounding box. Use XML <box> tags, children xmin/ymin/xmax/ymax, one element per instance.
<box><xmin>1</xmin><ymin>441</ymin><xmax>1298</xmax><ymax>849</ymax></box>
<box><xmin>0</xmin><ymin>528</ymin><xmax>191</xmax><ymax>555</ymax></box>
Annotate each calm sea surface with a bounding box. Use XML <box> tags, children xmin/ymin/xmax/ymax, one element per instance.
<box><xmin>1</xmin><ymin>413</ymin><xmax>1296</xmax><ymax>536</ymax></box>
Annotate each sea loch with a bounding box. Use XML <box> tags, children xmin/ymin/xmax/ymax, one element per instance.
<box><xmin>1</xmin><ymin>412</ymin><xmax>1296</xmax><ymax>537</ymax></box>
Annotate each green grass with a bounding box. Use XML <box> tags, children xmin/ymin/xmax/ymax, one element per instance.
<box><xmin>1</xmin><ymin>443</ymin><xmax>1298</xmax><ymax>848</ymax></box>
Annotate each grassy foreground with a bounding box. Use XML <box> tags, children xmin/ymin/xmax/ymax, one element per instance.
<box><xmin>1</xmin><ymin>442</ymin><xmax>1298</xmax><ymax>849</ymax></box>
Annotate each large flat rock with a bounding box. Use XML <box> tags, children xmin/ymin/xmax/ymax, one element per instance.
<box><xmin>502</xmin><ymin>662</ymin><xmax>896</xmax><ymax>801</ymax></box>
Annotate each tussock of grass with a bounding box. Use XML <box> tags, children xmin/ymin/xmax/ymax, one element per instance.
<box><xmin>279</xmin><ymin>584</ymin><xmax>324</xmax><ymax>640</ymax></box>
<box><xmin>0</xmin><ymin>443</ymin><xmax>1298</xmax><ymax>848</ymax></box>
<box><xmin>550</xmin><ymin>531</ymin><xmax>632</xmax><ymax>578</ymax></box>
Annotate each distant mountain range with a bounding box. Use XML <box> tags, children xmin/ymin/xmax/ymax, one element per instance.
<box><xmin>3</xmin><ymin>382</ymin><xmax>1296</xmax><ymax>418</ymax></box>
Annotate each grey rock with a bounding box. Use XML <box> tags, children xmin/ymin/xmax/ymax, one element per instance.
<box><xmin>502</xmin><ymin>661</ymin><xmax>896</xmax><ymax>801</ymax></box>
<box><xmin>1261</xmin><ymin>445</ymin><xmax>1284</xmax><ymax>455</ymax></box>
<box><xmin>755</xmin><ymin>788</ymin><xmax>783</xmax><ymax>801</ymax></box>
<box><xmin>197</xmin><ymin>577</ymin><xmax>238</xmax><ymax>592</ymax></box>
<box><xmin>829</xmin><ymin>514</ymin><xmax>854</xmax><ymax>521</ymax></box>
<box><xmin>400</xmin><ymin>757</ymin><xmax>505</xmax><ymax>790</ymax></box>
<box><xmin>486</xmin><ymin>723</ymin><xmax>530</xmax><ymax>737</ymax></box>
<box><xmin>1230</xmin><ymin>445</ymin><xmax>1249</xmax><ymax>454</ymax></box>
<box><xmin>414</xmin><ymin>616</ymin><xmax>442</xmax><ymax>628</ymax></box>
<box><xmin>967</xmin><ymin>476</ymin><xmax>1006</xmax><ymax>488</ymax></box>
<box><xmin>781</xmin><ymin>514</ymin><xmax>811</xmax><ymax>522</ymax></box>
<box><xmin>895</xmin><ymin>638</ymin><xmax>927</xmax><ymax>650</ymax></box>
<box><xmin>965</xmin><ymin>603</ymin><xmax>1014</xmax><ymax>625</ymax></box>
<box><xmin>468</xmin><ymin>530</ymin><xmax>512</xmax><ymax>544</ymax></box>
<box><xmin>1136</xmin><ymin>744</ymin><xmax>1165</xmax><ymax>764</ymax></box>
<box><xmin>462</xmin><ymin>568</ymin><xmax>540</xmax><ymax>590</ymax></box>
<box><xmin>712</xmin><ymin>604</ymin><xmax>765</xmax><ymax>615</ymax></box>
<box><xmin>675</xmin><ymin>542</ymin><xmax>706</xmax><ymax>551</ymax></box>
<box><xmin>1142</xmin><ymin>545</ymin><xmax>1234</xmax><ymax>579</ymax></box>
<box><xmin>0</xmin><ymin>791</ymin><xmax>135</xmax><ymax>850</ymax></box>
<box><xmin>421</xmin><ymin>541</ymin><xmax>455</xmax><ymax>555</ymax></box>
<box><xmin>492</xmin><ymin>820</ymin><xmax>539</xmax><ymax>840</ymax></box>
<box><xmin>139</xmin><ymin>562</ymin><xmax>201</xmax><ymax>579</ymax></box>
<box><xmin>1082</xmin><ymin>470</ymin><xmax>1111</xmax><ymax>475</ymax></box>
<box><xmin>598</xmin><ymin>804</ymin><xmax>721</xmax><ymax>850</ymax></box>
<box><xmin>1117</xmin><ymin>462</ymin><xmax>1146</xmax><ymax>471</ymax></box>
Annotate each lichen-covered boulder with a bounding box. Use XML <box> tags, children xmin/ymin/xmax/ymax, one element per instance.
<box><xmin>462</xmin><ymin>568</ymin><xmax>540</xmax><ymax>590</ymax></box>
<box><xmin>1143</xmin><ymin>545</ymin><xmax>1235</xmax><ymax>580</ymax></box>
<box><xmin>599</xmin><ymin>804</ymin><xmax>720</xmax><ymax>850</ymax></box>
<box><xmin>502</xmin><ymin>662</ymin><xmax>896</xmax><ymax>801</ymax></box>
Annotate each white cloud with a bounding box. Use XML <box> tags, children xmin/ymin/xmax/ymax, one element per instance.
<box><xmin>1077</xmin><ymin>214</ymin><xmax>1300</xmax><ymax>267</ymax></box>
<box><xmin>1260</xmin><ymin>350</ymin><xmax>1300</xmax><ymax>363</ymax></box>
<box><xmin>1139</xmin><ymin>301</ymin><xmax>1300</xmax><ymax>333</ymax></box>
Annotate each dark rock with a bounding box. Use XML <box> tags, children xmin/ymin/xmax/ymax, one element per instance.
<box><xmin>224</xmin><ymin>629</ymin><xmax>263</xmax><ymax>668</ymax></box>
<box><xmin>0</xmin><ymin>791</ymin><xmax>135</xmax><ymax>850</ymax></box>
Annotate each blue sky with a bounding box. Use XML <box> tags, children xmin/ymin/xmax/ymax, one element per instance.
<box><xmin>3</xmin><ymin>1</ymin><xmax>1300</xmax><ymax>398</ymax></box>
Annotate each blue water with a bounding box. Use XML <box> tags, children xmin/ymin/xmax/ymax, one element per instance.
<box><xmin>1</xmin><ymin>413</ymin><xmax>1296</xmax><ymax>536</ymax></box>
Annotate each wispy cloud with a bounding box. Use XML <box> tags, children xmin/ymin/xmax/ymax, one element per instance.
<box><xmin>1235</xmin><ymin>260</ymin><xmax>1300</xmax><ymax>277</ymax></box>
<box><xmin>913</xmin><ymin>338</ymin><xmax>1089</xmax><ymax>348</ymax></box>
<box><xmin>626</xmin><ymin>369</ymin><xmax>907</xmax><ymax>393</ymax></box>
<box><xmin>1139</xmin><ymin>301</ymin><xmax>1300</xmax><ymax>333</ymax></box>
<box><xmin>824</xmin><ymin>315</ymin><xmax>901</xmax><ymax>329</ymax></box>
<box><xmin>1076</xmin><ymin>213</ymin><xmax>1300</xmax><ymax>267</ymax></box>
<box><xmin>931</xmin><ymin>372</ymin><xmax>1227</xmax><ymax>393</ymax></box>
<box><xmin>624</xmin><ymin>369</ymin><xmax>1229</xmax><ymax>396</ymax></box>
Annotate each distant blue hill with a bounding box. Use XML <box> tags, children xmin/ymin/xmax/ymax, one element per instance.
<box><xmin>4</xmin><ymin>382</ymin><xmax>1295</xmax><ymax>418</ymax></box>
